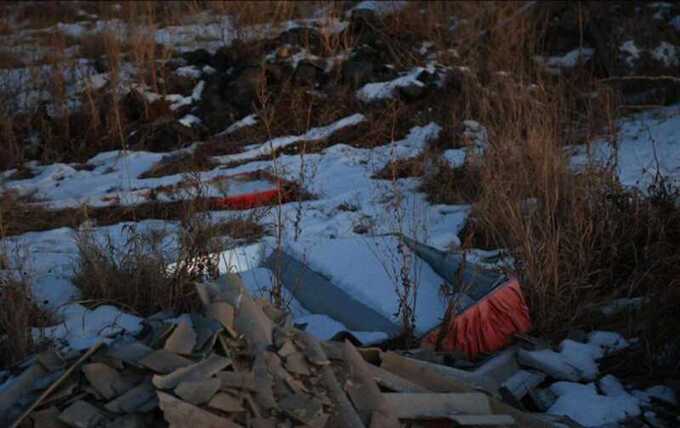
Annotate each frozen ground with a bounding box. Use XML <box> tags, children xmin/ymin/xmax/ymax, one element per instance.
<box><xmin>570</xmin><ymin>104</ymin><xmax>680</xmax><ymax>193</ymax></box>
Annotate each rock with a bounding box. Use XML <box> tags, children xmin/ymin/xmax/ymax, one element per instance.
<box><xmin>104</xmin><ymin>414</ymin><xmax>147</xmax><ymax>428</ymax></box>
<box><xmin>294</xmin><ymin>61</ymin><xmax>323</xmax><ymax>87</ymax></box>
<box><xmin>164</xmin><ymin>319</ymin><xmax>197</xmax><ymax>356</ymax></box>
<box><xmin>182</xmin><ymin>49</ymin><xmax>212</xmax><ymax>67</ymax></box>
<box><xmin>211</xmin><ymin>46</ymin><xmax>237</xmax><ymax>71</ymax></box>
<box><xmin>82</xmin><ymin>363</ymin><xmax>135</xmax><ymax>400</ymax></box>
<box><xmin>152</xmin><ymin>354</ymin><xmax>231</xmax><ymax>390</ymax></box>
<box><xmin>285</xmin><ymin>352</ymin><xmax>312</xmax><ymax>376</ymax></box>
<box><xmin>227</xmin><ymin>65</ymin><xmax>264</xmax><ymax>115</ymax></box>
<box><xmin>276</xmin><ymin>45</ymin><xmax>293</xmax><ymax>60</ymax></box>
<box><xmin>517</xmin><ymin>349</ymin><xmax>582</xmax><ymax>382</ymax></box>
<box><xmin>139</xmin><ymin>349</ymin><xmax>194</xmax><ymax>374</ymax></box>
<box><xmin>211</xmin><ymin>40</ymin><xmax>259</xmax><ymax>71</ymax></box>
<box><xmin>265</xmin><ymin>62</ymin><xmax>291</xmax><ymax>84</ymax></box>
<box><xmin>166</xmin><ymin>72</ymin><xmax>198</xmax><ymax>95</ymax></box>
<box><xmin>128</xmin><ymin>117</ymin><xmax>201</xmax><ymax>152</ymax></box>
<box><xmin>175</xmin><ymin>378</ymin><xmax>221</xmax><ymax>405</ymax></box>
<box><xmin>398</xmin><ymin>81</ymin><xmax>426</xmax><ymax>101</ymax></box>
<box><xmin>59</xmin><ymin>401</ymin><xmax>108</xmax><ymax>428</ymax></box>
<box><xmin>198</xmin><ymin>78</ymin><xmax>240</xmax><ymax>133</ymax></box>
<box><xmin>350</xmin><ymin>8</ymin><xmax>380</xmax><ymax>27</ymax></box>
<box><xmin>278</xmin><ymin>27</ymin><xmax>323</xmax><ymax>54</ymax></box>
<box><xmin>208</xmin><ymin>392</ymin><xmax>245</xmax><ymax>413</ymax></box>
<box><xmin>122</xmin><ymin>90</ymin><xmax>148</xmax><ymax>122</ymax></box>
<box><xmin>31</xmin><ymin>407</ymin><xmax>68</xmax><ymax>428</ymax></box>
<box><xmin>105</xmin><ymin>381</ymin><xmax>158</xmax><ymax>414</ymax></box>
<box><xmin>205</xmin><ymin>302</ymin><xmax>236</xmax><ymax>337</ymax></box>
<box><xmin>540</xmin><ymin>3</ymin><xmax>680</xmax><ymax>104</ymax></box>
<box><xmin>279</xmin><ymin>393</ymin><xmax>324</xmax><ymax>425</ymax></box>
<box><xmin>158</xmin><ymin>391</ymin><xmax>242</xmax><ymax>428</ymax></box>
<box><xmin>217</xmin><ymin>371</ymin><xmax>257</xmax><ymax>391</ymax></box>
<box><xmin>342</xmin><ymin>59</ymin><xmax>375</xmax><ymax>87</ymax></box>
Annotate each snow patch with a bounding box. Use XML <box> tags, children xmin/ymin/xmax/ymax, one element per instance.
<box><xmin>356</xmin><ymin>67</ymin><xmax>425</xmax><ymax>102</ymax></box>
<box><xmin>548</xmin><ymin>381</ymin><xmax>641</xmax><ymax>427</ymax></box>
<box><xmin>213</xmin><ymin>113</ymin><xmax>366</xmax><ymax>164</ymax></box>
<box><xmin>350</xmin><ymin>1</ymin><xmax>407</xmax><ymax>16</ymax></box>
<box><xmin>652</xmin><ymin>41</ymin><xmax>679</xmax><ymax>66</ymax></box>
<box><xmin>223</xmin><ymin>114</ymin><xmax>258</xmax><ymax>135</ymax></box>
<box><xmin>620</xmin><ymin>40</ymin><xmax>641</xmax><ymax>66</ymax></box>
<box><xmin>36</xmin><ymin>304</ymin><xmax>143</xmax><ymax>351</ymax></box>
<box><xmin>443</xmin><ymin>149</ymin><xmax>466</xmax><ymax>168</ymax></box>
<box><xmin>570</xmin><ymin>104</ymin><xmax>680</xmax><ymax>193</ymax></box>
<box><xmin>536</xmin><ymin>48</ymin><xmax>594</xmax><ymax>74</ymax></box>
<box><xmin>179</xmin><ymin>114</ymin><xmax>201</xmax><ymax>127</ymax></box>
<box><xmin>285</xmin><ymin>235</ymin><xmax>449</xmax><ymax>335</ymax></box>
<box><xmin>175</xmin><ymin>65</ymin><xmax>202</xmax><ymax>79</ymax></box>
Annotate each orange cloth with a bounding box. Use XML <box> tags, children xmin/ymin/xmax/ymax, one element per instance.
<box><xmin>211</xmin><ymin>188</ymin><xmax>281</xmax><ymax>210</ymax></box>
<box><xmin>422</xmin><ymin>277</ymin><xmax>531</xmax><ymax>358</ymax></box>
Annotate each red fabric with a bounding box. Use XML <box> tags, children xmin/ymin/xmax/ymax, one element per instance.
<box><xmin>421</xmin><ymin>277</ymin><xmax>531</xmax><ymax>358</ymax></box>
<box><xmin>211</xmin><ymin>188</ymin><xmax>281</xmax><ymax>210</ymax></box>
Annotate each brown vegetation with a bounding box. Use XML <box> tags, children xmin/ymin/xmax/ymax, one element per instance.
<box><xmin>0</xmin><ymin>269</ymin><xmax>56</xmax><ymax>368</ymax></box>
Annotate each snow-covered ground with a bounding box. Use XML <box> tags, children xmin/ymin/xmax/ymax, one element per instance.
<box><xmin>571</xmin><ymin>104</ymin><xmax>680</xmax><ymax>193</ymax></box>
<box><xmin>1</xmin><ymin>117</ymin><xmax>468</xmax><ymax>348</ymax></box>
<box><xmin>2</xmin><ymin>100</ymin><xmax>677</xmax><ymax>425</ymax></box>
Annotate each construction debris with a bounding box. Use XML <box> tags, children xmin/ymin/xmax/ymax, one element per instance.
<box><xmin>0</xmin><ymin>273</ymin><xmax>584</xmax><ymax>428</ymax></box>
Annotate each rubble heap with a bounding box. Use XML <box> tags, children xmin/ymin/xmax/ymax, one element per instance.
<box><xmin>1</xmin><ymin>274</ymin><xmax>581</xmax><ymax>428</ymax></box>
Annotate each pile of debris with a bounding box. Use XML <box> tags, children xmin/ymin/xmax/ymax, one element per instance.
<box><xmin>1</xmin><ymin>273</ymin><xmax>584</xmax><ymax>428</ymax></box>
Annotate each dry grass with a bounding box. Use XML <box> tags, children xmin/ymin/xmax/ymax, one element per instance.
<box><xmin>386</xmin><ymin>2</ymin><xmax>680</xmax><ymax>375</ymax></box>
<box><xmin>140</xmin><ymin>152</ymin><xmax>218</xmax><ymax>179</ymax></box>
<box><xmin>72</xmin><ymin>210</ymin><xmax>265</xmax><ymax>316</ymax></box>
<box><xmin>0</xmin><ymin>264</ymin><xmax>56</xmax><ymax>368</ymax></box>
<box><xmin>0</xmin><ymin>116</ymin><xmax>23</xmax><ymax>171</ymax></box>
<box><xmin>421</xmin><ymin>161</ymin><xmax>482</xmax><ymax>205</ymax></box>
<box><xmin>0</xmin><ymin>50</ymin><xmax>24</xmax><ymax>69</ymax></box>
<box><xmin>76</xmin><ymin>31</ymin><xmax>111</xmax><ymax>60</ymax></box>
<box><xmin>72</xmin><ymin>226</ymin><xmax>197</xmax><ymax>317</ymax></box>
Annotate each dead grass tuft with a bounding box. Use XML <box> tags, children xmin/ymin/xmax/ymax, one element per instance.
<box><xmin>0</xmin><ymin>268</ymin><xmax>56</xmax><ymax>368</ymax></box>
<box><xmin>373</xmin><ymin>155</ymin><xmax>426</xmax><ymax>180</ymax></box>
<box><xmin>0</xmin><ymin>50</ymin><xmax>24</xmax><ymax>69</ymax></box>
<box><xmin>72</xmin><ymin>205</ymin><xmax>266</xmax><ymax>317</ymax></box>
<box><xmin>76</xmin><ymin>32</ymin><xmax>111</xmax><ymax>60</ymax></box>
<box><xmin>72</xmin><ymin>226</ymin><xmax>197</xmax><ymax>317</ymax></box>
<box><xmin>140</xmin><ymin>152</ymin><xmax>218</xmax><ymax>179</ymax></box>
<box><xmin>420</xmin><ymin>161</ymin><xmax>482</xmax><ymax>205</ymax></box>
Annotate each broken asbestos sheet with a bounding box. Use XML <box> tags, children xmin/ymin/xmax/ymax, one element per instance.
<box><xmin>0</xmin><ymin>273</ymin><xmax>553</xmax><ymax>428</ymax></box>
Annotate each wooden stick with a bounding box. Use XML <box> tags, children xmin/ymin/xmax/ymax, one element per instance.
<box><xmin>11</xmin><ymin>341</ymin><xmax>105</xmax><ymax>428</ymax></box>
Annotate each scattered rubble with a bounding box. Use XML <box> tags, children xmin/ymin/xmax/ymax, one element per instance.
<box><xmin>0</xmin><ymin>273</ymin><xmax>580</xmax><ymax>428</ymax></box>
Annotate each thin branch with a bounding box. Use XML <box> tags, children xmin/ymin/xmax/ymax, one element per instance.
<box><xmin>600</xmin><ymin>75</ymin><xmax>680</xmax><ymax>84</ymax></box>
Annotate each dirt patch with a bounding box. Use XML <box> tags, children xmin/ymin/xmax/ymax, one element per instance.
<box><xmin>420</xmin><ymin>162</ymin><xmax>482</xmax><ymax>205</ymax></box>
<box><xmin>139</xmin><ymin>152</ymin><xmax>219</xmax><ymax>179</ymax></box>
<box><xmin>0</xmin><ymin>274</ymin><xmax>57</xmax><ymax>368</ymax></box>
<box><xmin>372</xmin><ymin>155</ymin><xmax>426</xmax><ymax>180</ymax></box>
